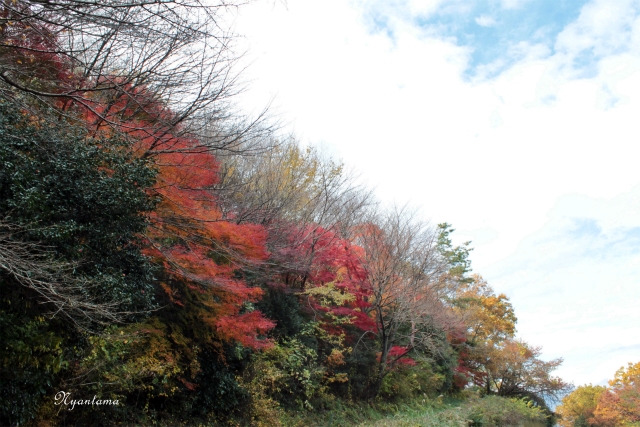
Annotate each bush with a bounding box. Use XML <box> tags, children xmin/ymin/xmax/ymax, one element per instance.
<box><xmin>240</xmin><ymin>339</ymin><xmax>328</xmax><ymax>414</ymax></box>
<box><xmin>379</xmin><ymin>362</ymin><xmax>445</xmax><ymax>402</ymax></box>
<box><xmin>462</xmin><ymin>395</ymin><xmax>548</xmax><ymax>427</ymax></box>
<box><xmin>0</xmin><ymin>101</ymin><xmax>157</xmax><ymax>426</ymax></box>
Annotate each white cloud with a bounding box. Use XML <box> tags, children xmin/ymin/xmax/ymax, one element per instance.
<box><xmin>500</xmin><ymin>0</ymin><xmax>532</xmax><ymax>10</ymax></box>
<box><xmin>483</xmin><ymin>188</ymin><xmax>640</xmax><ymax>386</ymax></box>
<box><xmin>555</xmin><ymin>0</ymin><xmax>640</xmax><ymax>58</ymax></box>
<box><xmin>475</xmin><ymin>14</ymin><xmax>496</xmax><ymax>27</ymax></box>
<box><xmin>406</xmin><ymin>0</ymin><xmax>449</xmax><ymax>16</ymax></box>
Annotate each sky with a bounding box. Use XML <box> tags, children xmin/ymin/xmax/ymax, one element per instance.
<box><xmin>229</xmin><ymin>0</ymin><xmax>640</xmax><ymax>388</ymax></box>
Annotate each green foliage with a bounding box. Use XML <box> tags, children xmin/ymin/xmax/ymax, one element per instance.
<box><xmin>49</xmin><ymin>320</ymin><xmax>185</xmax><ymax>425</ymax></box>
<box><xmin>462</xmin><ymin>396</ymin><xmax>548</xmax><ymax>427</ymax></box>
<box><xmin>241</xmin><ymin>339</ymin><xmax>328</xmax><ymax>412</ymax></box>
<box><xmin>191</xmin><ymin>346</ymin><xmax>250</xmax><ymax>417</ymax></box>
<box><xmin>0</xmin><ymin>102</ymin><xmax>158</xmax><ymax>314</ymax></box>
<box><xmin>379</xmin><ymin>362</ymin><xmax>445</xmax><ymax>402</ymax></box>
<box><xmin>80</xmin><ymin>321</ymin><xmax>185</xmax><ymax>395</ymax></box>
<box><xmin>429</xmin><ymin>339</ymin><xmax>462</xmax><ymax>394</ymax></box>
<box><xmin>68</xmin><ymin>317</ymin><xmax>254</xmax><ymax>424</ymax></box>
<box><xmin>437</xmin><ymin>223</ymin><xmax>473</xmax><ymax>283</ymax></box>
<box><xmin>0</xmin><ymin>99</ymin><xmax>157</xmax><ymax>425</ymax></box>
<box><xmin>256</xmin><ymin>286</ymin><xmax>305</xmax><ymax>338</ymax></box>
<box><xmin>0</xmin><ymin>303</ymin><xmax>68</xmax><ymax>426</ymax></box>
<box><xmin>342</xmin><ymin>344</ymin><xmax>379</xmax><ymax>400</ymax></box>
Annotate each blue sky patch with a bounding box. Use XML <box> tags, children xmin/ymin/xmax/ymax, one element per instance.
<box><xmin>566</xmin><ymin>219</ymin><xmax>640</xmax><ymax>259</ymax></box>
<box><xmin>568</xmin><ymin>217</ymin><xmax>602</xmax><ymax>239</ymax></box>
<box><xmin>421</xmin><ymin>0</ymin><xmax>588</xmax><ymax>76</ymax></box>
<box><xmin>365</xmin><ymin>0</ymin><xmax>589</xmax><ymax>78</ymax></box>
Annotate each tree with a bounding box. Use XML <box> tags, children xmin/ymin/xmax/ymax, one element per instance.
<box><xmin>215</xmin><ymin>139</ymin><xmax>375</xmax><ymax>346</ymax></box>
<box><xmin>453</xmin><ymin>275</ymin><xmax>517</xmax><ymax>388</ymax></box>
<box><xmin>557</xmin><ymin>362</ymin><xmax>640</xmax><ymax>427</ymax></box>
<box><xmin>484</xmin><ymin>339</ymin><xmax>571</xmax><ymax>407</ymax></box>
<box><xmin>450</xmin><ymin>273</ymin><xmax>570</xmax><ymax>411</ymax></box>
<box><xmin>215</xmin><ymin>139</ymin><xmax>372</xmax><ymax>276</ymax></box>
<box><xmin>0</xmin><ymin>0</ymin><xmax>270</xmax><ymax>153</ymax></box>
<box><xmin>556</xmin><ymin>385</ymin><xmax>606</xmax><ymax>427</ymax></box>
<box><xmin>0</xmin><ymin>100</ymin><xmax>157</xmax><ymax>425</ymax></box>
<box><xmin>0</xmin><ymin>101</ymin><xmax>157</xmax><ymax>326</ymax></box>
<box><xmin>437</xmin><ymin>223</ymin><xmax>473</xmax><ymax>290</ymax></box>
<box><xmin>133</xmin><ymin>102</ymin><xmax>277</xmax><ymax>350</ymax></box>
<box><xmin>0</xmin><ymin>0</ymin><xmax>279</xmax><ymax>343</ymax></box>
<box><xmin>591</xmin><ymin>362</ymin><xmax>640</xmax><ymax>426</ymax></box>
<box><xmin>352</xmin><ymin>207</ymin><xmax>458</xmax><ymax>396</ymax></box>
<box><xmin>1</xmin><ymin>9</ymin><xmax>278</xmax><ymax>420</ymax></box>
<box><xmin>457</xmin><ymin>275</ymin><xmax>517</xmax><ymax>346</ymax></box>
<box><xmin>609</xmin><ymin>362</ymin><xmax>640</xmax><ymax>389</ymax></box>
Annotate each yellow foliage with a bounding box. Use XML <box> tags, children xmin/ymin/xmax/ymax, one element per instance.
<box><xmin>78</xmin><ymin>317</ymin><xmax>201</xmax><ymax>405</ymax></box>
<box><xmin>556</xmin><ymin>384</ymin><xmax>606</xmax><ymax>427</ymax></box>
<box><xmin>610</xmin><ymin>362</ymin><xmax>640</xmax><ymax>388</ymax></box>
<box><xmin>590</xmin><ymin>361</ymin><xmax>640</xmax><ymax>427</ymax></box>
<box><xmin>304</xmin><ymin>280</ymin><xmax>355</xmax><ymax>307</ymax></box>
<box><xmin>456</xmin><ymin>275</ymin><xmax>517</xmax><ymax>346</ymax></box>
<box><xmin>326</xmin><ymin>348</ymin><xmax>347</xmax><ymax>367</ymax></box>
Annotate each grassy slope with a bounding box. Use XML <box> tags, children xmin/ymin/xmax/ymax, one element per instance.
<box><xmin>279</xmin><ymin>396</ymin><xmax>549</xmax><ymax>427</ymax></box>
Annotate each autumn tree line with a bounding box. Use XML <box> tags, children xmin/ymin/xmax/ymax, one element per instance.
<box><xmin>556</xmin><ymin>363</ymin><xmax>640</xmax><ymax>427</ymax></box>
<box><xmin>1</xmin><ymin>1</ymin><xmax>628</xmax><ymax>426</ymax></box>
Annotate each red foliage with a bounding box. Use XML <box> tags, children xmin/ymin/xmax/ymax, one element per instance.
<box><xmin>8</xmin><ymin>19</ymin><xmax>276</xmax><ymax>349</ymax></box>
<box><xmin>389</xmin><ymin>346</ymin><xmax>417</xmax><ymax>366</ymax></box>
<box><xmin>286</xmin><ymin>225</ymin><xmax>375</xmax><ymax>336</ymax></box>
<box><xmin>215</xmin><ymin>311</ymin><xmax>275</xmax><ymax>350</ymax></box>
<box><xmin>139</xmin><ymin>127</ymin><xmax>274</xmax><ymax>349</ymax></box>
<box><xmin>69</xmin><ymin>73</ymin><xmax>277</xmax><ymax>350</ymax></box>
<box><xmin>377</xmin><ymin>346</ymin><xmax>416</xmax><ymax>367</ymax></box>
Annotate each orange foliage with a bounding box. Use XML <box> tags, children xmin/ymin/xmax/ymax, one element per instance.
<box><xmin>591</xmin><ymin>362</ymin><xmax>640</xmax><ymax>426</ymax></box>
<box><xmin>73</xmin><ymin>78</ymin><xmax>275</xmax><ymax>349</ymax></box>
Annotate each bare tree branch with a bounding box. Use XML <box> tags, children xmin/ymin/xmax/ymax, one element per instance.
<box><xmin>0</xmin><ymin>219</ymin><xmax>144</xmax><ymax>329</ymax></box>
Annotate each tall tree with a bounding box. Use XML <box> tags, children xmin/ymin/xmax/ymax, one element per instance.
<box><xmin>484</xmin><ymin>339</ymin><xmax>571</xmax><ymax>406</ymax></box>
<box><xmin>454</xmin><ymin>275</ymin><xmax>517</xmax><ymax>388</ymax></box>
<box><xmin>0</xmin><ymin>0</ymin><xmax>270</xmax><ymax>152</ymax></box>
<box><xmin>0</xmin><ymin>101</ymin><xmax>157</xmax><ymax>425</ymax></box>
<box><xmin>557</xmin><ymin>385</ymin><xmax>606</xmax><ymax>427</ymax></box>
<box><xmin>591</xmin><ymin>362</ymin><xmax>640</xmax><ymax>427</ymax></box>
<box><xmin>0</xmin><ymin>102</ymin><xmax>157</xmax><ymax>326</ymax></box>
<box><xmin>353</xmin><ymin>207</ymin><xmax>458</xmax><ymax>396</ymax></box>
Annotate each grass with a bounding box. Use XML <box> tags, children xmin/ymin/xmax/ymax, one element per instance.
<box><xmin>115</xmin><ymin>395</ymin><xmax>549</xmax><ymax>427</ymax></box>
<box><xmin>279</xmin><ymin>395</ymin><xmax>549</xmax><ymax>427</ymax></box>
<box><xmin>278</xmin><ymin>397</ymin><xmax>467</xmax><ymax>427</ymax></box>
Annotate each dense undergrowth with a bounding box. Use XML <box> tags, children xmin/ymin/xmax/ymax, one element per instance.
<box><xmin>113</xmin><ymin>394</ymin><xmax>548</xmax><ymax>427</ymax></box>
<box><xmin>282</xmin><ymin>395</ymin><xmax>547</xmax><ymax>427</ymax></box>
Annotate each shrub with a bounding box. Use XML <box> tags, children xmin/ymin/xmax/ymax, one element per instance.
<box><xmin>379</xmin><ymin>362</ymin><xmax>446</xmax><ymax>402</ymax></box>
<box><xmin>462</xmin><ymin>395</ymin><xmax>548</xmax><ymax>427</ymax></box>
<box><xmin>239</xmin><ymin>338</ymin><xmax>328</xmax><ymax>419</ymax></box>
